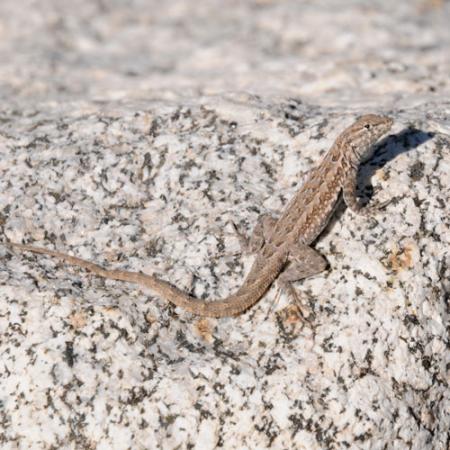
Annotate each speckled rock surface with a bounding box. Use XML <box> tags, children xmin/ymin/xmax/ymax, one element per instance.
<box><xmin>1</xmin><ymin>1</ymin><xmax>449</xmax><ymax>449</ymax></box>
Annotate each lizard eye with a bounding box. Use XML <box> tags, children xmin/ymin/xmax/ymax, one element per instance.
<box><xmin>364</xmin><ymin>124</ymin><xmax>371</xmax><ymax>129</ymax></box>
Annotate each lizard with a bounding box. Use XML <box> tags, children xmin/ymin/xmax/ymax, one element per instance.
<box><xmin>6</xmin><ymin>114</ymin><xmax>393</xmax><ymax>318</ymax></box>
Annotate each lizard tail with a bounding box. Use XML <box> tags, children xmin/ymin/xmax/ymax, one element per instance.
<box><xmin>7</xmin><ymin>242</ymin><xmax>283</xmax><ymax>318</ymax></box>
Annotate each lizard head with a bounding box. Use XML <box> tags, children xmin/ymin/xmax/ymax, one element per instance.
<box><xmin>344</xmin><ymin>114</ymin><xmax>393</xmax><ymax>162</ymax></box>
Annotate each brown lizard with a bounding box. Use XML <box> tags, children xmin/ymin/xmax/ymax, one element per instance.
<box><xmin>7</xmin><ymin>114</ymin><xmax>393</xmax><ymax>318</ymax></box>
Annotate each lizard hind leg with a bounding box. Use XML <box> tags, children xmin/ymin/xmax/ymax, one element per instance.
<box><xmin>277</xmin><ymin>243</ymin><xmax>328</xmax><ymax>322</ymax></box>
<box><xmin>231</xmin><ymin>214</ymin><xmax>277</xmax><ymax>254</ymax></box>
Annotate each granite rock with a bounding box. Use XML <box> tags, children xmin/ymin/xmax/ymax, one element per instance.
<box><xmin>0</xmin><ymin>1</ymin><xmax>449</xmax><ymax>449</ymax></box>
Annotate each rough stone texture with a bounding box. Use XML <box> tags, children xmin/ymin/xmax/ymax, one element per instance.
<box><xmin>0</xmin><ymin>1</ymin><xmax>449</xmax><ymax>449</ymax></box>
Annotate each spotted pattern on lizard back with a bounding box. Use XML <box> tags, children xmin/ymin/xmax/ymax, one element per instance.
<box><xmin>8</xmin><ymin>114</ymin><xmax>393</xmax><ymax>318</ymax></box>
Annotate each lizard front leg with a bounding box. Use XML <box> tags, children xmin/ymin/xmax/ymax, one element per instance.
<box><xmin>342</xmin><ymin>170</ymin><xmax>390</xmax><ymax>216</ymax></box>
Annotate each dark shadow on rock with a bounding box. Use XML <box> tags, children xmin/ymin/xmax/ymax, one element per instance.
<box><xmin>320</xmin><ymin>127</ymin><xmax>435</xmax><ymax>235</ymax></box>
<box><xmin>357</xmin><ymin>127</ymin><xmax>434</xmax><ymax>206</ymax></box>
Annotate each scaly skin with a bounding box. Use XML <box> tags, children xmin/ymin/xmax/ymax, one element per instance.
<box><xmin>8</xmin><ymin>114</ymin><xmax>393</xmax><ymax>317</ymax></box>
